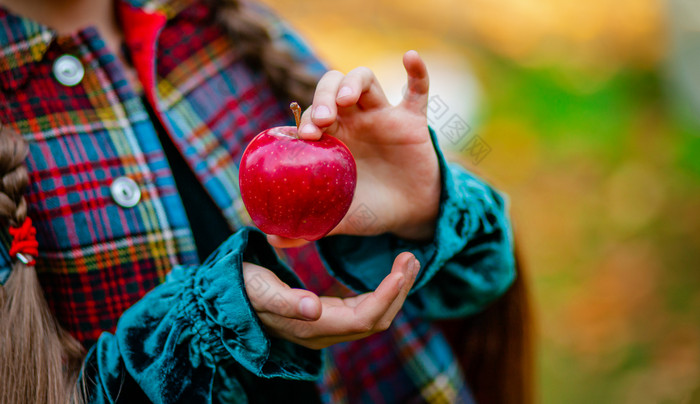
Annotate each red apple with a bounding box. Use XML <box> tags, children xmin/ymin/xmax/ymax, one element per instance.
<box><xmin>239</xmin><ymin>122</ymin><xmax>357</xmax><ymax>241</ymax></box>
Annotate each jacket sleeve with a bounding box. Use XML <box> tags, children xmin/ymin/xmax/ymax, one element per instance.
<box><xmin>257</xmin><ymin>4</ymin><xmax>517</xmax><ymax>318</ymax></box>
<box><xmin>81</xmin><ymin>12</ymin><xmax>327</xmax><ymax>402</ymax></box>
<box><xmin>80</xmin><ymin>227</ymin><xmax>322</xmax><ymax>404</ymax></box>
<box><xmin>316</xmin><ymin>129</ymin><xmax>517</xmax><ymax>319</ymax></box>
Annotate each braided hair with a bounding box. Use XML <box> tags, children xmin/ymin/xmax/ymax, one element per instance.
<box><xmin>208</xmin><ymin>0</ymin><xmax>318</xmax><ymax>105</ymax></box>
<box><xmin>0</xmin><ymin>2</ymin><xmax>317</xmax><ymax>402</ymax></box>
<box><xmin>0</xmin><ymin>126</ymin><xmax>84</xmax><ymax>404</ymax></box>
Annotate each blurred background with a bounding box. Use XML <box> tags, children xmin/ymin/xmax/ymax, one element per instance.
<box><xmin>261</xmin><ymin>0</ymin><xmax>700</xmax><ymax>402</ymax></box>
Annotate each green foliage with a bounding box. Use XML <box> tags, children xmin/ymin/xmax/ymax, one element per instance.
<box><xmin>476</xmin><ymin>54</ymin><xmax>700</xmax><ymax>403</ymax></box>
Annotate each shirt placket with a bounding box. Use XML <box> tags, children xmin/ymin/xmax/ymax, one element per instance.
<box><xmin>57</xmin><ymin>26</ymin><xmax>199</xmax><ymax>267</ymax></box>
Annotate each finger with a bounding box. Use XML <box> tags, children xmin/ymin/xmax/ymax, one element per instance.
<box><xmin>266</xmin><ymin>234</ymin><xmax>310</xmax><ymax>249</ymax></box>
<box><xmin>257</xmin><ymin>276</ymin><xmax>401</xmax><ymax>345</ymax></box>
<box><xmin>256</xmin><ymin>267</ymin><xmax>406</xmax><ymax>349</ymax></box>
<box><xmin>254</xmin><ymin>255</ymin><xmax>415</xmax><ymax>348</ymax></box>
<box><xmin>256</xmin><ymin>311</ymin><xmax>374</xmax><ymax>350</ymax></box>
<box><xmin>297</xmin><ymin>70</ymin><xmax>344</xmax><ymax>140</ymax></box>
<box><xmin>375</xmin><ymin>253</ymin><xmax>420</xmax><ymax>328</ymax></box>
<box><xmin>328</xmin><ymin>252</ymin><xmax>416</xmax><ymax>310</ymax></box>
<box><xmin>242</xmin><ymin>262</ymin><xmax>322</xmax><ymax>320</ymax></box>
<box><xmin>351</xmin><ymin>256</ymin><xmax>413</xmax><ymax>332</ymax></box>
<box><xmin>335</xmin><ymin>66</ymin><xmax>389</xmax><ymax>110</ymax></box>
<box><xmin>297</xmin><ymin>106</ymin><xmax>320</xmax><ymax>140</ymax></box>
<box><xmin>400</xmin><ymin>50</ymin><xmax>429</xmax><ymax>114</ymax></box>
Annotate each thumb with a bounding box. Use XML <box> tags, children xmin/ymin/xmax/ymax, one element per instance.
<box><xmin>400</xmin><ymin>50</ymin><xmax>429</xmax><ymax>115</ymax></box>
<box><xmin>242</xmin><ymin>262</ymin><xmax>322</xmax><ymax>321</ymax></box>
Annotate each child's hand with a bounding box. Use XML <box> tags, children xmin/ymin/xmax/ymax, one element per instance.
<box><xmin>242</xmin><ymin>252</ymin><xmax>419</xmax><ymax>350</ymax></box>
<box><xmin>268</xmin><ymin>51</ymin><xmax>440</xmax><ymax>248</ymax></box>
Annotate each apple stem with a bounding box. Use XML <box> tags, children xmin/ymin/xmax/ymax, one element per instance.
<box><xmin>290</xmin><ymin>102</ymin><xmax>302</xmax><ymax>134</ymax></box>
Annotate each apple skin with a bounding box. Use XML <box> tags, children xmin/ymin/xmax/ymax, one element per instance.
<box><xmin>239</xmin><ymin>126</ymin><xmax>357</xmax><ymax>241</ymax></box>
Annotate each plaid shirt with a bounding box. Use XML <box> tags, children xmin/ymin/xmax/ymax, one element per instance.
<box><xmin>0</xmin><ymin>0</ymin><xmax>514</xmax><ymax>402</ymax></box>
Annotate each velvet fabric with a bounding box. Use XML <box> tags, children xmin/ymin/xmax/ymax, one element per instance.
<box><xmin>79</xmin><ymin>130</ymin><xmax>515</xmax><ymax>403</ymax></box>
<box><xmin>318</xmin><ymin>130</ymin><xmax>515</xmax><ymax>319</ymax></box>
<box><xmin>82</xmin><ymin>229</ymin><xmax>322</xmax><ymax>403</ymax></box>
<box><xmin>0</xmin><ymin>0</ymin><xmax>515</xmax><ymax>400</ymax></box>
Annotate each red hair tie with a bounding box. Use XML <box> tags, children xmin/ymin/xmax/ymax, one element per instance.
<box><xmin>9</xmin><ymin>217</ymin><xmax>38</xmax><ymax>266</ymax></box>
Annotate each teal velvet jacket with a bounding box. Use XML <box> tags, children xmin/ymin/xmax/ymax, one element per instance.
<box><xmin>80</xmin><ymin>131</ymin><xmax>516</xmax><ymax>403</ymax></box>
<box><xmin>0</xmin><ymin>0</ymin><xmax>515</xmax><ymax>401</ymax></box>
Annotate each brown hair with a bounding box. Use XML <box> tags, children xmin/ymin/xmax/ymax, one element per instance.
<box><xmin>437</xmin><ymin>152</ymin><xmax>535</xmax><ymax>403</ymax></box>
<box><xmin>208</xmin><ymin>0</ymin><xmax>318</xmax><ymax>105</ymax></box>
<box><xmin>438</xmin><ymin>244</ymin><xmax>534</xmax><ymax>404</ymax></box>
<box><xmin>216</xmin><ymin>0</ymin><xmax>538</xmax><ymax>396</ymax></box>
<box><xmin>0</xmin><ymin>1</ymin><xmax>533</xmax><ymax>402</ymax></box>
<box><xmin>0</xmin><ymin>126</ymin><xmax>84</xmax><ymax>404</ymax></box>
<box><xmin>0</xmin><ymin>2</ymin><xmax>316</xmax><ymax>401</ymax></box>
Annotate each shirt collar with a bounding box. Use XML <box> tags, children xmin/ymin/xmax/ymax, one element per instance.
<box><xmin>0</xmin><ymin>0</ymin><xmax>196</xmax><ymax>91</ymax></box>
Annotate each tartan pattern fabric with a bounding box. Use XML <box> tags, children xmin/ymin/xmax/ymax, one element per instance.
<box><xmin>0</xmin><ymin>0</ymin><xmax>474</xmax><ymax>403</ymax></box>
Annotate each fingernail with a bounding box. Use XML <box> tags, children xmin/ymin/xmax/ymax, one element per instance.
<box><xmin>299</xmin><ymin>124</ymin><xmax>316</xmax><ymax>135</ymax></box>
<box><xmin>299</xmin><ymin>297</ymin><xmax>317</xmax><ymax>319</ymax></box>
<box><xmin>337</xmin><ymin>86</ymin><xmax>353</xmax><ymax>99</ymax></box>
<box><xmin>397</xmin><ymin>274</ymin><xmax>406</xmax><ymax>289</ymax></box>
<box><xmin>405</xmin><ymin>257</ymin><xmax>416</xmax><ymax>274</ymax></box>
<box><xmin>412</xmin><ymin>258</ymin><xmax>420</xmax><ymax>276</ymax></box>
<box><xmin>313</xmin><ymin>105</ymin><xmax>331</xmax><ymax>120</ymax></box>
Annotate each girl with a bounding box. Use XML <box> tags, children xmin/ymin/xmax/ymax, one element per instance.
<box><xmin>0</xmin><ymin>0</ymin><xmax>530</xmax><ymax>402</ymax></box>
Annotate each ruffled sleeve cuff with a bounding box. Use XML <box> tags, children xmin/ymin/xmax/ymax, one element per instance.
<box><xmin>85</xmin><ymin>227</ymin><xmax>321</xmax><ymax>402</ymax></box>
<box><xmin>182</xmin><ymin>227</ymin><xmax>322</xmax><ymax>378</ymax></box>
<box><xmin>316</xmin><ymin>128</ymin><xmax>515</xmax><ymax>315</ymax></box>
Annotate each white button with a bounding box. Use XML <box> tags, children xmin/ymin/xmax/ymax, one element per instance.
<box><xmin>110</xmin><ymin>176</ymin><xmax>141</xmax><ymax>208</ymax></box>
<box><xmin>52</xmin><ymin>55</ymin><xmax>84</xmax><ymax>87</ymax></box>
